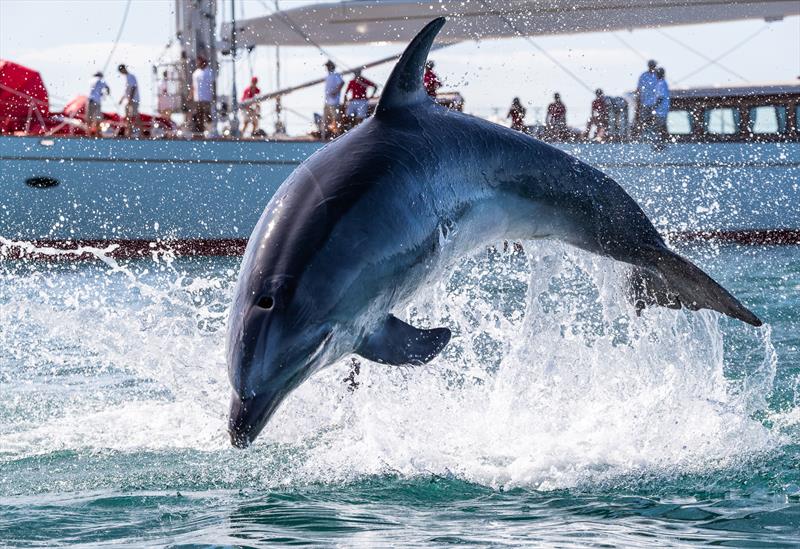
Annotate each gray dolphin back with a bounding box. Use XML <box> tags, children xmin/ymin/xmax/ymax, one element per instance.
<box><xmin>375</xmin><ymin>16</ymin><xmax>761</xmax><ymax>327</ymax></box>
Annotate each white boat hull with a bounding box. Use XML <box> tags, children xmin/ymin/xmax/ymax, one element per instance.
<box><xmin>1</xmin><ymin>135</ymin><xmax>798</xmax><ymax>257</ymax></box>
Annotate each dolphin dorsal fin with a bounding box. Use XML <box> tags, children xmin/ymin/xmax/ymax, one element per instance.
<box><xmin>376</xmin><ymin>17</ymin><xmax>446</xmax><ymax>116</ymax></box>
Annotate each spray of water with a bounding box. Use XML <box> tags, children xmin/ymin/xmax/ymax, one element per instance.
<box><xmin>0</xmin><ymin>240</ymin><xmax>782</xmax><ymax>491</ymax></box>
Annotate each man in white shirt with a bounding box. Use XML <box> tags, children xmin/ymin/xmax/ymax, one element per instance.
<box><xmin>191</xmin><ymin>56</ymin><xmax>214</xmax><ymax>135</ymax></box>
<box><xmin>87</xmin><ymin>71</ymin><xmax>109</xmax><ymax>136</ymax></box>
<box><xmin>117</xmin><ymin>64</ymin><xmax>140</xmax><ymax>137</ymax></box>
<box><xmin>322</xmin><ymin>60</ymin><xmax>343</xmax><ymax>140</ymax></box>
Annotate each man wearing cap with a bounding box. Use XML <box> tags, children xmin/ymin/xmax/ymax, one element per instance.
<box><xmin>635</xmin><ymin>59</ymin><xmax>659</xmax><ymax>137</ymax></box>
<box><xmin>241</xmin><ymin>76</ymin><xmax>261</xmax><ymax>136</ymax></box>
<box><xmin>322</xmin><ymin>60</ymin><xmax>344</xmax><ymax>140</ymax></box>
<box><xmin>117</xmin><ymin>64</ymin><xmax>140</xmax><ymax>137</ymax></box>
<box><xmin>87</xmin><ymin>71</ymin><xmax>109</xmax><ymax>136</ymax></box>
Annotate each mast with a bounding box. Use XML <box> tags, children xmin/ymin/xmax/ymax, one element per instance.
<box><xmin>230</xmin><ymin>0</ymin><xmax>240</xmax><ymax>137</ymax></box>
<box><xmin>175</xmin><ymin>0</ymin><xmax>217</xmax><ymax>134</ymax></box>
<box><xmin>274</xmin><ymin>0</ymin><xmax>284</xmax><ymax>134</ymax></box>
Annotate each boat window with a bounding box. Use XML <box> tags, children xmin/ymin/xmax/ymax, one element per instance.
<box><xmin>704</xmin><ymin>107</ymin><xmax>740</xmax><ymax>135</ymax></box>
<box><xmin>666</xmin><ymin>110</ymin><xmax>693</xmax><ymax>134</ymax></box>
<box><xmin>748</xmin><ymin>105</ymin><xmax>787</xmax><ymax>134</ymax></box>
<box><xmin>797</xmin><ymin>105</ymin><xmax>800</xmax><ymax>133</ymax></box>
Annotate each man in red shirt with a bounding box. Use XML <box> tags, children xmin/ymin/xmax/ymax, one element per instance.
<box><xmin>423</xmin><ymin>60</ymin><xmax>442</xmax><ymax>98</ymax></box>
<box><xmin>585</xmin><ymin>88</ymin><xmax>608</xmax><ymax>141</ymax></box>
<box><xmin>546</xmin><ymin>92</ymin><xmax>568</xmax><ymax>141</ymax></box>
<box><xmin>241</xmin><ymin>76</ymin><xmax>261</xmax><ymax>135</ymax></box>
<box><xmin>344</xmin><ymin>68</ymin><xmax>378</xmax><ymax>125</ymax></box>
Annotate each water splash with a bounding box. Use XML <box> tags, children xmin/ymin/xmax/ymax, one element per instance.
<box><xmin>0</xmin><ymin>241</ymin><xmax>783</xmax><ymax>492</ymax></box>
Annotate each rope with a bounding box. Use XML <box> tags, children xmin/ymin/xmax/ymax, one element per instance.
<box><xmin>676</xmin><ymin>23</ymin><xmax>769</xmax><ymax>85</ymax></box>
<box><xmin>478</xmin><ymin>0</ymin><xmax>593</xmax><ymax>93</ymax></box>
<box><xmin>612</xmin><ymin>32</ymin><xmax>648</xmax><ymax>62</ymax></box>
<box><xmin>255</xmin><ymin>0</ymin><xmax>351</xmax><ymax>70</ymax></box>
<box><xmin>280</xmin><ymin>104</ymin><xmax>313</xmax><ymax>122</ymax></box>
<box><xmin>657</xmin><ymin>29</ymin><xmax>747</xmax><ymax>83</ymax></box>
<box><xmin>0</xmin><ymin>82</ymin><xmax>49</xmax><ymax>106</ymax></box>
<box><xmin>101</xmin><ymin>0</ymin><xmax>133</xmax><ymax>74</ymax></box>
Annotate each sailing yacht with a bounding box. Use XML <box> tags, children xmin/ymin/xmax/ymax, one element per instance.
<box><xmin>1</xmin><ymin>0</ymin><xmax>798</xmax><ymax>258</ymax></box>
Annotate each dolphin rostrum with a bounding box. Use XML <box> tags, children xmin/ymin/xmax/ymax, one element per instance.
<box><xmin>226</xmin><ymin>17</ymin><xmax>761</xmax><ymax>448</ymax></box>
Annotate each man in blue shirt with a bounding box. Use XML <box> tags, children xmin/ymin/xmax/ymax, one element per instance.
<box><xmin>655</xmin><ymin>67</ymin><xmax>670</xmax><ymax>143</ymax></box>
<box><xmin>635</xmin><ymin>59</ymin><xmax>659</xmax><ymax>137</ymax></box>
<box><xmin>87</xmin><ymin>71</ymin><xmax>109</xmax><ymax>136</ymax></box>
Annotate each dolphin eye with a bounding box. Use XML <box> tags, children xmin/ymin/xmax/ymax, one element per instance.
<box><xmin>257</xmin><ymin>296</ymin><xmax>274</xmax><ymax>310</ymax></box>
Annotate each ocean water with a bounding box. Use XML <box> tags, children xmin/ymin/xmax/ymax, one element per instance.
<box><xmin>1</xmin><ymin>242</ymin><xmax>798</xmax><ymax>547</ymax></box>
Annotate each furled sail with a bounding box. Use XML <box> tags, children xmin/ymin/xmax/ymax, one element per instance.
<box><xmin>222</xmin><ymin>0</ymin><xmax>799</xmax><ymax>48</ymax></box>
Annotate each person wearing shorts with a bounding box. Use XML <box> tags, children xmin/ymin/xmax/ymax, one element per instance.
<box><xmin>241</xmin><ymin>76</ymin><xmax>261</xmax><ymax>136</ymax></box>
<box><xmin>344</xmin><ymin>68</ymin><xmax>377</xmax><ymax>125</ymax></box>
<box><xmin>191</xmin><ymin>56</ymin><xmax>214</xmax><ymax>135</ymax></box>
<box><xmin>117</xmin><ymin>64</ymin><xmax>141</xmax><ymax>137</ymax></box>
<box><xmin>87</xmin><ymin>71</ymin><xmax>109</xmax><ymax>135</ymax></box>
<box><xmin>322</xmin><ymin>60</ymin><xmax>344</xmax><ymax>139</ymax></box>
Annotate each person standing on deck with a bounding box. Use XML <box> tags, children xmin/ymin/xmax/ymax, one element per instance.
<box><xmin>157</xmin><ymin>70</ymin><xmax>173</xmax><ymax>125</ymax></box>
<box><xmin>507</xmin><ymin>97</ymin><xmax>527</xmax><ymax>132</ymax></box>
<box><xmin>344</xmin><ymin>68</ymin><xmax>378</xmax><ymax>126</ymax></box>
<box><xmin>655</xmin><ymin>67</ymin><xmax>671</xmax><ymax>144</ymax></box>
<box><xmin>87</xmin><ymin>71</ymin><xmax>109</xmax><ymax>136</ymax></box>
<box><xmin>635</xmin><ymin>59</ymin><xmax>659</xmax><ymax>137</ymax></box>
<box><xmin>585</xmin><ymin>88</ymin><xmax>608</xmax><ymax>142</ymax></box>
<box><xmin>423</xmin><ymin>60</ymin><xmax>442</xmax><ymax>98</ymax></box>
<box><xmin>117</xmin><ymin>64</ymin><xmax>140</xmax><ymax>137</ymax></box>
<box><xmin>241</xmin><ymin>76</ymin><xmax>261</xmax><ymax>136</ymax></box>
<box><xmin>191</xmin><ymin>56</ymin><xmax>214</xmax><ymax>135</ymax></box>
<box><xmin>322</xmin><ymin>60</ymin><xmax>344</xmax><ymax>140</ymax></box>
<box><xmin>546</xmin><ymin>92</ymin><xmax>568</xmax><ymax>141</ymax></box>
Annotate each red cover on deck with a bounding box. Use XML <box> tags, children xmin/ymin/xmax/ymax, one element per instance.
<box><xmin>0</xmin><ymin>60</ymin><xmax>49</xmax><ymax>133</ymax></box>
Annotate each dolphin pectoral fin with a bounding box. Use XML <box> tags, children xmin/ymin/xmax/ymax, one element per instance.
<box><xmin>627</xmin><ymin>247</ymin><xmax>762</xmax><ymax>327</ymax></box>
<box><xmin>356</xmin><ymin>314</ymin><xmax>451</xmax><ymax>366</ymax></box>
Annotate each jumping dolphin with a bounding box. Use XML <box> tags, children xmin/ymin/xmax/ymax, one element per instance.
<box><xmin>226</xmin><ymin>18</ymin><xmax>761</xmax><ymax>448</ymax></box>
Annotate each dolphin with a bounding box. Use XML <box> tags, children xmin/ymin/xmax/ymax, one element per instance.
<box><xmin>226</xmin><ymin>18</ymin><xmax>761</xmax><ymax>448</ymax></box>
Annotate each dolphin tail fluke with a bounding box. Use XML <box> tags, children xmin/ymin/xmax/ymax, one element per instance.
<box><xmin>628</xmin><ymin>247</ymin><xmax>762</xmax><ymax>327</ymax></box>
<box><xmin>375</xmin><ymin>17</ymin><xmax>446</xmax><ymax>115</ymax></box>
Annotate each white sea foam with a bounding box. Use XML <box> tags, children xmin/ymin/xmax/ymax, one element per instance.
<box><xmin>0</xmin><ymin>242</ymin><xmax>780</xmax><ymax>490</ymax></box>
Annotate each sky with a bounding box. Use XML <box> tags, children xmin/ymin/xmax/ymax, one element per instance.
<box><xmin>1</xmin><ymin>0</ymin><xmax>798</xmax><ymax>134</ymax></box>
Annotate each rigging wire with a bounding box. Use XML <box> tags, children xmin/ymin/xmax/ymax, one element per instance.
<box><xmin>611</xmin><ymin>32</ymin><xmax>648</xmax><ymax>62</ymax></box>
<box><xmin>280</xmin><ymin>104</ymin><xmax>314</xmax><ymax>122</ymax></box>
<box><xmin>242</xmin><ymin>0</ymin><xmax>255</xmax><ymax>79</ymax></box>
<box><xmin>101</xmin><ymin>0</ymin><xmax>133</xmax><ymax>74</ymax></box>
<box><xmin>254</xmin><ymin>0</ymin><xmax>351</xmax><ymax>70</ymax></box>
<box><xmin>478</xmin><ymin>0</ymin><xmax>593</xmax><ymax>93</ymax></box>
<box><xmin>675</xmin><ymin>23</ymin><xmax>769</xmax><ymax>85</ymax></box>
<box><xmin>656</xmin><ymin>29</ymin><xmax>747</xmax><ymax>83</ymax></box>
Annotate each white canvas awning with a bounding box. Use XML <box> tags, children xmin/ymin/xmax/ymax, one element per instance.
<box><xmin>222</xmin><ymin>0</ymin><xmax>799</xmax><ymax>48</ymax></box>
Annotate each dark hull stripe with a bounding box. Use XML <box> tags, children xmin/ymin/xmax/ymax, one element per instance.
<box><xmin>2</xmin><ymin>230</ymin><xmax>799</xmax><ymax>261</ymax></box>
<box><xmin>0</xmin><ymin>155</ymin><xmax>303</xmax><ymax>166</ymax></box>
<box><xmin>2</xmin><ymin>155</ymin><xmax>797</xmax><ymax>169</ymax></box>
<box><xmin>670</xmin><ymin>229</ymin><xmax>800</xmax><ymax>245</ymax></box>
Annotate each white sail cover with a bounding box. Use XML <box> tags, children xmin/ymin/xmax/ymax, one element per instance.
<box><xmin>224</xmin><ymin>0</ymin><xmax>799</xmax><ymax>47</ymax></box>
